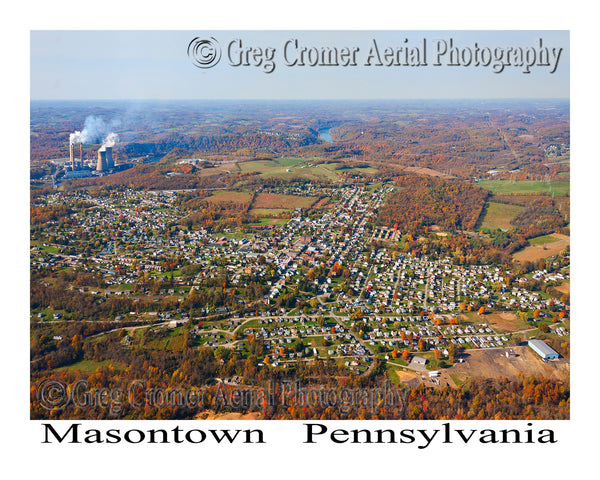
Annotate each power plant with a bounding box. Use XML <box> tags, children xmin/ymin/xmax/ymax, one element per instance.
<box><xmin>69</xmin><ymin>142</ymin><xmax>83</xmax><ymax>170</ymax></box>
<box><xmin>96</xmin><ymin>146</ymin><xmax>114</xmax><ymax>172</ymax></box>
<box><xmin>105</xmin><ymin>146</ymin><xmax>114</xmax><ymax>169</ymax></box>
<box><xmin>96</xmin><ymin>149</ymin><xmax>107</xmax><ymax>172</ymax></box>
<box><xmin>61</xmin><ymin>117</ymin><xmax>131</xmax><ymax>183</ymax></box>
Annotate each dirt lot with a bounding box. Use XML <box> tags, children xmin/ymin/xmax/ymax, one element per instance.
<box><xmin>394</xmin><ymin>368</ymin><xmax>455</xmax><ymax>389</ymax></box>
<box><xmin>484</xmin><ymin>311</ymin><xmax>529</xmax><ymax>333</ymax></box>
<box><xmin>449</xmin><ymin>346</ymin><xmax>569</xmax><ymax>383</ymax></box>
<box><xmin>513</xmin><ymin>233</ymin><xmax>570</xmax><ymax>263</ymax></box>
<box><xmin>394</xmin><ymin>369</ymin><xmax>421</xmax><ymax>388</ymax></box>
<box><xmin>555</xmin><ymin>281</ymin><xmax>570</xmax><ymax>295</ymax></box>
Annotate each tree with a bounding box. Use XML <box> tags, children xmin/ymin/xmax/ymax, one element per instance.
<box><xmin>215</xmin><ymin>346</ymin><xmax>231</xmax><ymax>362</ymax></box>
<box><xmin>401</xmin><ymin>350</ymin><xmax>410</xmax><ymax>361</ymax></box>
<box><xmin>434</xmin><ymin>348</ymin><xmax>442</xmax><ymax>361</ymax></box>
<box><xmin>391</xmin><ymin>349</ymin><xmax>399</xmax><ymax>359</ymax></box>
<box><xmin>478</xmin><ymin>306</ymin><xmax>485</xmax><ymax>315</ymax></box>
<box><xmin>533</xmin><ymin>309</ymin><xmax>541</xmax><ymax>318</ymax></box>
<box><xmin>447</xmin><ymin>343</ymin><xmax>456</xmax><ymax>363</ymax></box>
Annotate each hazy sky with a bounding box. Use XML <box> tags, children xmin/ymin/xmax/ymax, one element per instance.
<box><xmin>30</xmin><ymin>30</ymin><xmax>569</xmax><ymax>100</ymax></box>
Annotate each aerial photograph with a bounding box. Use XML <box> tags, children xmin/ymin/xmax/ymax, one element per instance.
<box><xmin>30</xmin><ymin>30</ymin><xmax>570</xmax><ymax>420</ymax></box>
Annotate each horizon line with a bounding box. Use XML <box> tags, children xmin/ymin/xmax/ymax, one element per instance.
<box><xmin>31</xmin><ymin>97</ymin><xmax>570</xmax><ymax>102</ymax></box>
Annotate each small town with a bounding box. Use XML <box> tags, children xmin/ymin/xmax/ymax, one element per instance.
<box><xmin>31</xmin><ymin>180</ymin><xmax>570</xmax><ymax>391</ymax></box>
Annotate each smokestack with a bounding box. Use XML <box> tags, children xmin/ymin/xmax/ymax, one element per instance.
<box><xmin>69</xmin><ymin>142</ymin><xmax>74</xmax><ymax>169</ymax></box>
<box><xmin>105</xmin><ymin>146</ymin><xmax>114</xmax><ymax>169</ymax></box>
<box><xmin>97</xmin><ymin>149</ymin><xmax>107</xmax><ymax>172</ymax></box>
<box><xmin>79</xmin><ymin>144</ymin><xmax>83</xmax><ymax>169</ymax></box>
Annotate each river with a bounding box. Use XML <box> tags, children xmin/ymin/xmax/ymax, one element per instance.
<box><xmin>318</xmin><ymin>129</ymin><xmax>333</xmax><ymax>142</ymax></box>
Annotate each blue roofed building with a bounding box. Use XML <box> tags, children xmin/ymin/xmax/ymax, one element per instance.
<box><xmin>528</xmin><ymin>339</ymin><xmax>560</xmax><ymax>360</ymax></box>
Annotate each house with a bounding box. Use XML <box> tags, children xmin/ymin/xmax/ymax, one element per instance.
<box><xmin>412</xmin><ymin>356</ymin><xmax>428</xmax><ymax>365</ymax></box>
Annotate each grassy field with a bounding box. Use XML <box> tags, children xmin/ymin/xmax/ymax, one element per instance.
<box><xmin>37</xmin><ymin>244</ymin><xmax>60</xmax><ymax>254</ymax></box>
<box><xmin>386</xmin><ymin>365</ymin><xmax>402</xmax><ymax>385</ymax></box>
<box><xmin>249</xmin><ymin>217</ymin><xmax>288</xmax><ymax>226</ymax></box>
<box><xmin>57</xmin><ymin>359</ymin><xmax>121</xmax><ymax>373</ymax></box>
<box><xmin>478</xmin><ymin>201</ymin><xmax>523</xmax><ymax>231</ymax></box>
<box><xmin>249</xmin><ymin>208</ymin><xmax>291</xmax><ymax>216</ymax></box>
<box><xmin>528</xmin><ymin>234</ymin><xmax>561</xmax><ymax>245</ymax></box>
<box><xmin>328</xmin><ymin>162</ymin><xmax>380</xmax><ymax>176</ymax></box>
<box><xmin>477</xmin><ymin>180</ymin><xmax>570</xmax><ymax>196</ymax></box>
<box><xmin>236</xmin><ymin>157</ymin><xmax>339</xmax><ymax>182</ymax></box>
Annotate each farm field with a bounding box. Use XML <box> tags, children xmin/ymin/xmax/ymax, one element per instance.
<box><xmin>478</xmin><ymin>201</ymin><xmax>523</xmax><ymax>230</ymax></box>
<box><xmin>248</xmin><ymin>208</ymin><xmax>290</xmax><ymax>216</ymax></box>
<box><xmin>253</xmin><ymin>192</ymin><xmax>318</xmax><ymax>210</ymax></box>
<box><xmin>513</xmin><ymin>233</ymin><xmax>570</xmax><ymax>263</ymax></box>
<box><xmin>477</xmin><ymin>179</ymin><xmax>570</xmax><ymax>196</ymax></box>
<box><xmin>236</xmin><ymin>157</ymin><xmax>340</xmax><ymax>182</ymax></box>
<box><xmin>206</xmin><ymin>190</ymin><xmax>253</xmax><ymax>205</ymax></box>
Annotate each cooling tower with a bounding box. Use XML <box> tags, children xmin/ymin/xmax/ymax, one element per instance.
<box><xmin>105</xmin><ymin>146</ymin><xmax>114</xmax><ymax>168</ymax></box>
<box><xmin>97</xmin><ymin>149</ymin><xmax>107</xmax><ymax>172</ymax></box>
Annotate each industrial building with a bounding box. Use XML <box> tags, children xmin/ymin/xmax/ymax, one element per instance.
<box><xmin>69</xmin><ymin>142</ymin><xmax>83</xmax><ymax>170</ymax></box>
<box><xmin>97</xmin><ymin>149</ymin><xmax>107</xmax><ymax>171</ymax></box>
<box><xmin>96</xmin><ymin>146</ymin><xmax>114</xmax><ymax>172</ymax></box>
<box><xmin>528</xmin><ymin>339</ymin><xmax>560</xmax><ymax>360</ymax></box>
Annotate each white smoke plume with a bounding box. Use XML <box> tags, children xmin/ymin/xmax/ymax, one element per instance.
<box><xmin>69</xmin><ymin>115</ymin><xmax>121</xmax><ymax>147</ymax></box>
<box><xmin>101</xmin><ymin>132</ymin><xmax>119</xmax><ymax>148</ymax></box>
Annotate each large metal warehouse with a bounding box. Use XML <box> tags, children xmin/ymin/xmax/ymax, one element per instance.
<box><xmin>528</xmin><ymin>339</ymin><xmax>560</xmax><ymax>360</ymax></box>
